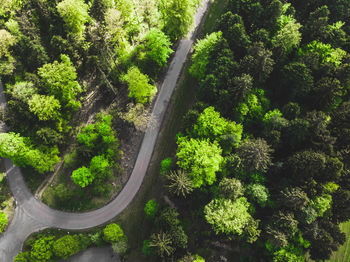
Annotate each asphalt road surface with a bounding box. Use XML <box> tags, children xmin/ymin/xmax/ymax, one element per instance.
<box><xmin>0</xmin><ymin>1</ymin><xmax>210</xmax><ymax>261</ymax></box>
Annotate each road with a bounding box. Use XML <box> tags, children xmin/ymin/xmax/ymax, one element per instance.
<box><xmin>0</xmin><ymin>1</ymin><xmax>210</xmax><ymax>260</ymax></box>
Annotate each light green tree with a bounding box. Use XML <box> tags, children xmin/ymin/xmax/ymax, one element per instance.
<box><xmin>28</xmin><ymin>94</ymin><xmax>61</xmax><ymax>121</ymax></box>
<box><xmin>193</xmin><ymin>106</ymin><xmax>242</xmax><ymax>146</ymax></box>
<box><xmin>57</xmin><ymin>0</ymin><xmax>90</xmax><ymax>39</ymax></box>
<box><xmin>272</xmin><ymin>19</ymin><xmax>301</xmax><ymax>54</ymax></box>
<box><xmin>30</xmin><ymin>236</ymin><xmax>55</xmax><ymax>262</ymax></box>
<box><xmin>189</xmin><ymin>31</ymin><xmax>222</xmax><ymax>80</ymax></box>
<box><xmin>72</xmin><ymin>166</ymin><xmax>95</xmax><ymax>188</ymax></box>
<box><xmin>53</xmin><ymin>235</ymin><xmax>80</xmax><ymax>259</ymax></box>
<box><xmin>0</xmin><ymin>29</ymin><xmax>16</xmax><ymax>75</ymax></box>
<box><xmin>103</xmin><ymin>223</ymin><xmax>124</xmax><ymax>243</ymax></box>
<box><xmin>6</xmin><ymin>81</ymin><xmax>37</xmax><ymax>102</ymax></box>
<box><xmin>123</xmin><ymin>66</ymin><xmax>157</xmax><ymax>104</ymax></box>
<box><xmin>144</xmin><ymin>28</ymin><xmax>173</xmax><ymax>67</ymax></box>
<box><xmin>246</xmin><ymin>183</ymin><xmax>270</xmax><ymax>207</ymax></box>
<box><xmin>204</xmin><ymin>197</ymin><xmax>252</xmax><ymax>235</ymax></box>
<box><xmin>0</xmin><ymin>212</ymin><xmax>7</xmax><ymax>233</ymax></box>
<box><xmin>149</xmin><ymin>232</ymin><xmax>174</xmax><ymax>258</ymax></box>
<box><xmin>177</xmin><ymin>137</ymin><xmax>223</xmax><ymax>188</ymax></box>
<box><xmin>166</xmin><ymin>170</ymin><xmax>194</xmax><ymax>197</ymax></box>
<box><xmin>38</xmin><ymin>54</ymin><xmax>82</xmax><ymax>113</ymax></box>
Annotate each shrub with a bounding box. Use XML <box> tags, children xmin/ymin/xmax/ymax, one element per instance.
<box><xmin>160</xmin><ymin>157</ymin><xmax>173</xmax><ymax>173</ymax></box>
<box><xmin>0</xmin><ymin>211</ymin><xmax>7</xmax><ymax>233</ymax></box>
<box><xmin>142</xmin><ymin>239</ymin><xmax>153</xmax><ymax>256</ymax></box>
<box><xmin>103</xmin><ymin>223</ymin><xmax>124</xmax><ymax>243</ymax></box>
<box><xmin>144</xmin><ymin>199</ymin><xmax>159</xmax><ymax>219</ymax></box>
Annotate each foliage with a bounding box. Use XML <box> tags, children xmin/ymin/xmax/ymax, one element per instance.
<box><xmin>103</xmin><ymin>223</ymin><xmax>124</xmax><ymax>243</ymax></box>
<box><xmin>72</xmin><ymin>166</ymin><xmax>95</xmax><ymax>188</ymax></box>
<box><xmin>142</xmin><ymin>239</ymin><xmax>153</xmax><ymax>256</ymax></box>
<box><xmin>218</xmin><ymin>177</ymin><xmax>244</xmax><ymax>200</ymax></box>
<box><xmin>160</xmin><ymin>157</ymin><xmax>173</xmax><ymax>173</ymax></box>
<box><xmin>236</xmin><ymin>138</ymin><xmax>273</xmax><ymax>174</ymax></box>
<box><xmin>176</xmin><ymin>137</ymin><xmax>223</xmax><ymax>188</ymax></box>
<box><xmin>143</xmin><ymin>28</ymin><xmax>173</xmax><ymax>67</ymax></box>
<box><xmin>123</xmin><ymin>66</ymin><xmax>157</xmax><ymax>104</ymax></box>
<box><xmin>52</xmin><ymin>235</ymin><xmax>80</xmax><ymax>259</ymax></box>
<box><xmin>166</xmin><ymin>170</ymin><xmax>194</xmax><ymax>197</ymax></box>
<box><xmin>28</xmin><ymin>94</ymin><xmax>61</xmax><ymax>121</ymax></box>
<box><xmin>0</xmin><ymin>132</ymin><xmax>59</xmax><ymax>174</ymax></box>
<box><xmin>204</xmin><ymin>197</ymin><xmax>252</xmax><ymax>235</ymax></box>
<box><xmin>189</xmin><ymin>31</ymin><xmax>222</xmax><ymax>80</ymax></box>
<box><xmin>0</xmin><ymin>212</ymin><xmax>7</xmax><ymax>233</ymax></box>
<box><xmin>56</xmin><ymin>0</ymin><xmax>90</xmax><ymax>39</ymax></box>
<box><xmin>144</xmin><ymin>199</ymin><xmax>159</xmax><ymax>219</ymax></box>
<box><xmin>30</xmin><ymin>236</ymin><xmax>55</xmax><ymax>262</ymax></box>
<box><xmin>149</xmin><ymin>232</ymin><xmax>174</xmax><ymax>258</ymax></box>
<box><xmin>112</xmin><ymin>238</ymin><xmax>128</xmax><ymax>255</ymax></box>
<box><xmin>38</xmin><ymin>54</ymin><xmax>82</xmax><ymax>113</ymax></box>
<box><xmin>246</xmin><ymin>183</ymin><xmax>269</xmax><ymax>207</ymax></box>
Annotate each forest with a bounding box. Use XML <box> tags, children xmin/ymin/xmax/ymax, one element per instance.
<box><xmin>1</xmin><ymin>0</ymin><xmax>350</xmax><ymax>261</ymax></box>
<box><xmin>142</xmin><ymin>0</ymin><xmax>350</xmax><ymax>261</ymax></box>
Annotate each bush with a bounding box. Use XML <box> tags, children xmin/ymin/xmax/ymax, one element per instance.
<box><xmin>144</xmin><ymin>199</ymin><xmax>159</xmax><ymax>219</ymax></box>
<box><xmin>160</xmin><ymin>157</ymin><xmax>173</xmax><ymax>173</ymax></box>
<box><xmin>0</xmin><ymin>211</ymin><xmax>7</xmax><ymax>233</ymax></box>
<box><xmin>112</xmin><ymin>238</ymin><xmax>128</xmax><ymax>255</ymax></box>
<box><xmin>103</xmin><ymin>223</ymin><xmax>124</xmax><ymax>243</ymax></box>
<box><xmin>142</xmin><ymin>239</ymin><xmax>153</xmax><ymax>256</ymax></box>
<box><xmin>14</xmin><ymin>252</ymin><xmax>30</xmax><ymax>262</ymax></box>
<box><xmin>53</xmin><ymin>235</ymin><xmax>80</xmax><ymax>259</ymax></box>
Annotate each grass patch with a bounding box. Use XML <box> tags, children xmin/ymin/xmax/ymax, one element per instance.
<box><xmin>327</xmin><ymin>221</ymin><xmax>350</xmax><ymax>262</ymax></box>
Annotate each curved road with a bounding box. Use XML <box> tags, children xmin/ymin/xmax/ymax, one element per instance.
<box><xmin>0</xmin><ymin>1</ymin><xmax>210</xmax><ymax>261</ymax></box>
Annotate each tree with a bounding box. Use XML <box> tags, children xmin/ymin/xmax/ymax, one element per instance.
<box><xmin>149</xmin><ymin>232</ymin><xmax>174</xmax><ymax>257</ymax></box>
<box><xmin>240</xmin><ymin>42</ymin><xmax>275</xmax><ymax>84</ymax></box>
<box><xmin>38</xmin><ymin>54</ymin><xmax>82</xmax><ymax>113</ymax></box>
<box><xmin>231</xmin><ymin>74</ymin><xmax>253</xmax><ymax>104</ymax></box>
<box><xmin>216</xmin><ymin>12</ymin><xmax>251</xmax><ymax>55</ymax></box>
<box><xmin>89</xmin><ymin>155</ymin><xmax>111</xmax><ymax>182</ymax></box>
<box><xmin>144</xmin><ymin>199</ymin><xmax>159</xmax><ymax>219</ymax></box>
<box><xmin>14</xmin><ymin>252</ymin><xmax>30</xmax><ymax>262</ymax></box>
<box><xmin>0</xmin><ymin>29</ymin><xmax>16</xmax><ymax>76</ymax></box>
<box><xmin>280</xmin><ymin>187</ymin><xmax>309</xmax><ymax>210</ymax></box>
<box><xmin>160</xmin><ymin>157</ymin><xmax>173</xmax><ymax>173</ymax></box>
<box><xmin>103</xmin><ymin>223</ymin><xmax>124</xmax><ymax>243</ymax></box>
<box><xmin>112</xmin><ymin>238</ymin><xmax>128</xmax><ymax>255</ymax></box>
<box><xmin>272</xmin><ymin>19</ymin><xmax>301</xmax><ymax>54</ymax></box>
<box><xmin>193</xmin><ymin>106</ymin><xmax>243</xmax><ymax>146</ymax></box>
<box><xmin>0</xmin><ymin>132</ymin><xmax>59</xmax><ymax>174</ymax></box>
<box><xmin>246</xmin><ymin>183</ymin><xmax>269</xmax><ymax>207</ymax></box>
<box><xmin>56</xmin><ymin>0</ymin><xmax>90</xmax><ymax>39</ymax></box>
<box><xmin>204</xmin><ymin>197</ymin><xmax>252</xmax><ymax>235</ymax></box>
<box><xmin>236</xmin><ymin>138</ymin><xmax>273</xmax><ymax>174</ymax></box>
<box><xmin>53</xmin><ymin>235</ymin><xmax>80</xmax><ymax>259</ymax></box>
<box><xmin>72</xmin><ymin>166</ymin><xmax>95</xmax><ymax>188</ymax></box>
<box><xmin>143</xmin><ymin>29</ymin><xmax>173</xmax><ymax>67</ymax></box>
<box><xmin>28</xmin><ymin>94</ymin><xmax>61</xmax><ymax>121</ymax></box>
<box><xmin>189</xmin><ymin>31</ymin><xmax>222</xmax><ymax>80</ymax></box>
<box><xmin>162</xmin><ymin>0</ymin><xmax>195</xmax><ymax>41</ymax></box>
<box><xmin>0</xmin><ymin>212</ymin><xmax>7</xmax><ymax>233</ymax></box>
<box><xmin>30</xmin><ymin>236</ymin><xmax>55</xmax><ymax>262</ymax></box>
<box><xmin>176</xmin><ymin>137</ymin><xmax>223</xmax><ymax>188</ymax></box>
<box><xmin>218</xmin><ymin>177</ymin><xmax>244</xmax><ymax>200</ymax></box>
<box><xmin>166</xmin><ymin>170</ymin><xmax>194</xmax><ymax>197</ymax></box>
<box><xmin>6</xmin><ymin>81</ymin><xmax>37</xmax><ymax>102</ymax></box>
<box><xmin>263</xmin><ymin>109</ymin><xmax>289</xmax><ymax>131</ymax></box>
<box><xmin>123</xmin><ymin>66</ymin><xmax>157</xmax><ymax>104</ymax></box>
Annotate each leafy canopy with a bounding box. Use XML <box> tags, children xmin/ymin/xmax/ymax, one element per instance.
<box><xmin>72</xmin><ymin>166</ymin><xmax>95</xmax><ymax>188</ymax></box>
<box><xmin>176</xmin><ymin>137</ymin><xmax>223</xmax><ymax>188</ymax></box>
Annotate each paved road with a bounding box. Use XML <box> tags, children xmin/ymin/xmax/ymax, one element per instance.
<box><xmin>59</xmin><ymin>247</ymin><xmax>120</xmax><ymax>262</ymax></box>
<box><xmin>0</xmin><ymin>1</ymin><xmax>210</xmax><ymax>260</ymax></box>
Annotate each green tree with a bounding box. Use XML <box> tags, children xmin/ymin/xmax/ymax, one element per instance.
<box><xmin>123</xmin><ymin>66</ymin><xmax>157</xmax><ymax>104</ymax></box>
<box><xmin>89</xmin><ymin>155</ymin><xmax>111</xmax><ymax>181</ymax></box>
<box><xmin>310</xmin><ymin>194</ymin><xmax>332</xmax><ymax>217</ymax></box>
<box><xmin>162</xmin><ymin>0</ymin><xmax>195</xmax><ymax>41</ymax></box>
<box><xmin>144</xmin><ymin>199</ymin><xmax>159</xmax><ymax>219</ymax></box>
<box><xmin>143</xmin><ymin>29</ymin><xmax>173</xmax><ymax>67</ymax></box>
<box><xmin>72</xmin><ymin>166</ymin><xmax>95</xmax><ymax>188</ymax></box>
<box><xmin>176</xmin><ymin>137</ymin><xmax>223</xmax><ymax>188</ymax></box>
<box><xmin>272</xmin><ymin>19</ymin><xmax>301</xmax><ymax>54</ymax></box>
<box><xmin>160</xmin><ymin>157</ymin><xmax>173</xmax><ymax>172</ymax></box>
<box><xmin>30</xmin><ymin>236</ymin><xmax>55</xmax><ymax>262</ymax></box>
<box><xmin>111</xmin><ymin>238</ymin><xmax>128</xmax><ymax>255</ymax></box>
<box><xmin>14</xmin><ymin>252</ymin><xmax>30</xmax><ymax>262</ymax></box>
<box><xmin>0</xmin><ymin>29</ymin><xmax>16</xmax><ymax>75</ymax></box>
<box><xmin>149</xmin><ymin>232</ymin><xmax>174</xmax><ymax>258</ymax></box>
<box><xmin>236</xmin><ymin>138</ymin><xmax>273</xmax><ymax>174</ymax></box>
<box><xmin>28</xmin><ymin>94</ymin><xmax>61</xmax><ymax>121</ymax></box>
<box><xmin>166</xmin><ymin>170</ymin><xmax>194</xmax><ymax>197</ymax></box>
<box><xmin>56</xmin><ymin>0</ymin><xmax>90</xmax><ymax>39</ymax></box>
<box><xmin>263</xmin><ymin>109</ymin><xmax>289</xmax><ymax>131</ymax></box>
<box><xmin>204</xmin><ymin>197</ymin><xmax>252</xmax><ymax>235</ymax></box>
<box><xmin>103</xmin><ymin>223</ymin><xmax>124</xmax><ymax>243</ymax></box>
<box><xmin>193</xmin><ymin>106</ymin><xmax>243</xmax><ymax>146</ymax></box>
<box><xmin>218</xmin><ymin>177</ymin><xmax>244</xmax><ymax>200</ymax></box>
<box><xmin>38</xmin><ymin>54</ymin><xmax>82</xmax><ymax>113</ymax></box>
<box><xmin>0</xmin><ymin>212</ymin><xmax>7</xmax><ymax>233</ymax></box>
<box><xmin>53</xmin><ymin>235</ymin><xmax>80</xmax><ymax>259</ymax></box>
<box><xmin>189</xmin><ymin>31</ymin><xmax>222</xmax><ymax>80</ymax></box>
<box><xmin>246</xmin><ymin>183</ymin><xmax>269</xmax><ymax>207</ymax></box>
